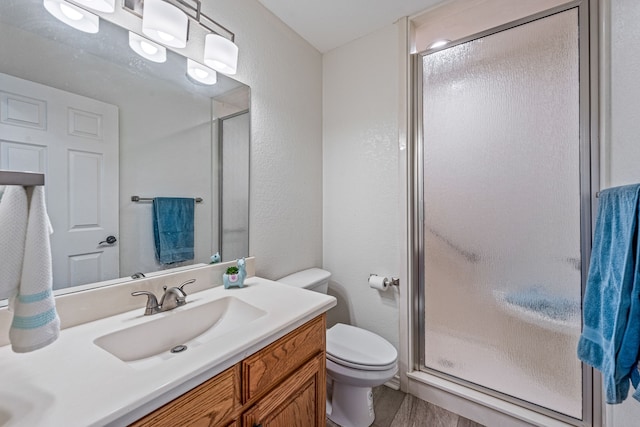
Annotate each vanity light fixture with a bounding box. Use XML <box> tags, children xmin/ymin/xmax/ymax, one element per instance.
<box><xmin>142</xmin><ymin>0</ymin><xmax>188</xmax><ymax>48</ymax></box>
<box><xmin>71</xmin><ymin>0</ymin><xmax>115</xmax><ymax>13</ymax></box>
<box><xmin>204</xmin><ymin>33</ymin><xmax>238</xmax><ymax>75</ymax></box>
<box><xmin>43</xmin><ymin>0</ymin><xmax>99</xmax><ymax>33</ymax></box>
<box><xmin>427</xmin><ymin>39</ymin><xmax>451</xmax><ymax>50</ymax></box>
<box><xmin>187</xmin><ymin>59</ymin><xmax>217</xmax><ymax>85</ymax></box>
<box><xmin>124</xmin><ymin>0</ymin><xmax>239</xmax><ymax>76</ymax></box>
<box><xmin>129</xmin><ymin>32</ymin><xmax>167</xmax><ymax>63</ymax></box>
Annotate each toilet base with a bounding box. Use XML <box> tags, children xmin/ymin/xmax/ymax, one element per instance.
<box><xmin>327</xmin><ymin>381</ymin><xmax>375</xmax><ymax>427</ymax></box>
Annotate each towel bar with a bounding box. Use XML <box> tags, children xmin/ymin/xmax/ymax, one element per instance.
<box><xmin>131</xmin><ymin>196</ymin><xmax>203</xmax><ymax>203</ymax></box>
<box><xmin>0</xmin><ymin>171</ymin><xmax>45</xmax><ymax>186</ymax></box>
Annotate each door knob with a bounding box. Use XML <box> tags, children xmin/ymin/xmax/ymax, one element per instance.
<box><xmin>99</xmin><ymin>235</ymin><xmax>117</xmax><ymax>245</ymax></box>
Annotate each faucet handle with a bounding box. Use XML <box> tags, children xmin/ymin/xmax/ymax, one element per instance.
<box><xmin>178</xmin><ymin>279</ymin><xmax>196</xmax><ymax>294</ymax></box>
<box><xmin>132</xmin><ymin>290</ymin><xmax>155</xmax><ymax>298</ymax></box>
<box><xmin>131</xmin><ymin>291</ymin><xmax>159</xmax><ymax>315</ymax></box>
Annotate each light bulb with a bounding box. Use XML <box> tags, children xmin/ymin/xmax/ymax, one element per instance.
<box><xmin>140</xmin><ymin>40</ymin><xmax>159</xmax><ymax>55</ymax></box>
<box><xmin>43</xmin><ymin>0</ymin><xmax>99</xmax><ymax>33</ymax></box>
<box><xmin>129</xmin><ymin>32</ymin><xmax>166</xmax><ymax>63</ymax></box>
<box><xmin>187</xmin><ymin>59</ymin><xmax>217</xmax><ymax>85</ymax></box>
<box><xmin>157</xmin><ymin>31</ymin><xmax>175</xmax><ymax>42</ymax></box>
<box><xmin>194</xmin><ymin>68</ymin><xmax>209</xmax><ymax>79</ymax></box>
<box><xmin>59</xmin><ymin>2</ymin><xmax>84</xmax><ymax>21</ymax></box>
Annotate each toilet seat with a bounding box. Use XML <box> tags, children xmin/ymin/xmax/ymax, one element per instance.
<box><xmin>327</xmin><ymin>353</ymin><xmax>397</xmax><ymax>371</ymax></box>
<box><xmin>326</xmin><ymin>323</ymin><xmax>397</xmax><ymax>371</ymax></box>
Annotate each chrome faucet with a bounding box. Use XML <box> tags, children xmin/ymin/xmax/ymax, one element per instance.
<box><xmin>131</xmin><ymin>279</ymin><xmax>195</xmax><ymax>315</ymax></box>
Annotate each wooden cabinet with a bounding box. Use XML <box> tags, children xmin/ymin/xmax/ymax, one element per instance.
<box><xmin>242</xmin><ymin>354</ymin><xmax>325</xmax><ymax>427</ymax></box>
<box><xmin>130</xmin><ymin>365</ymin><xmax>241</xmax><ymax>427</ymax></box>
<box><xmin>130</xmin><ymin>314</ymin><xmax>326</xmax><ymax>427</ymax></box>
<box><xmin>242</xmin><ymin>314</ymin><xmax>325</xmax><ymax>402</ymax></box>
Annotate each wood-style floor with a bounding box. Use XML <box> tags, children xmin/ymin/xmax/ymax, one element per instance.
<box><xmin>327</xmin><ymin>385</ymin><xmax>485</xmax><ymax>427</ymax></box>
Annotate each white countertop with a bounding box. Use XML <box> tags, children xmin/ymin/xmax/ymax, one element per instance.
<box><xmin>0</xmin><ymin>277</ymin><xmax>336</xmax><ymax>427</ymax></box>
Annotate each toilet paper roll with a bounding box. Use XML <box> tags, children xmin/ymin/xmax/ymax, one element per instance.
<box><xmin>369</xmin><ymin>275</ymin><xmax>388</xmax><ymax>291</ymax></box>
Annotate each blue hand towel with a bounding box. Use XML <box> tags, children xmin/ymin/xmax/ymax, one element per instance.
<box><xmin>152</xmin><ymin>197</ymin><xmax>195</xmax><ymax>265</ymax></box>
<box><xmin>577</xmin><ymin>184</ymin><xmax>640</xmax><ymax>404</ymax></box>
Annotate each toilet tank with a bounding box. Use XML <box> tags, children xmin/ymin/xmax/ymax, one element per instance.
<box><xmin>277</xmin><ymin>268</ymin><xmax>331</xmax><ymax>294</ymax></box>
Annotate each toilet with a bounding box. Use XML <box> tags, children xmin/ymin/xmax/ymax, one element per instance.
<box><xmin>278</xmin><ymin>268</ymin><xmax>398</xmax><ymax>427</ymax></box>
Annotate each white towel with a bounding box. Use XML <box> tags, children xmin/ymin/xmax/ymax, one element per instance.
<box><xmin>9</xmin><ymin>186</ymin><xmax>60</xmax><ymax>353</ymax></box>
<box><xmin>0</xmin><ymin>186</ymin><xmax>28</xmax><ymax>300</ymax></box>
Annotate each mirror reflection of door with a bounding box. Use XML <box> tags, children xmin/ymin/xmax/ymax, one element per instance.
<box><xmin>0</xmin><ymin>72</ymin><xmax>119</xmax><ymax>290</ymax></box>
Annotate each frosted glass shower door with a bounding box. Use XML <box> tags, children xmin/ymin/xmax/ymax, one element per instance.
<box><xmin>421</xmin><ymin>10</ymin><xmax>583</xmax><ymax>418</ymax></box>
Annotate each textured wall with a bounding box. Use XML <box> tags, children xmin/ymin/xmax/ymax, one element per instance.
<box><xmin>608</xmin><ymin>0</ymin><xmax>640</xmax><ymax>187</ymax></box>
<box><xmin>202</xmin><ymin>0</ymin><xmax>324</xmax><ymax>280</ymax></box>
<box><xmin>323</xmin><ymin>23</ymin><xmax>401</xmax><ymax>349</ymax></box>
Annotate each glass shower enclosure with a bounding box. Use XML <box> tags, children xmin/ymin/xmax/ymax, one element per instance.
<box><xmin>417</xmin><ymin>7</ymin><xmax>590</xmax><ymax>422</ymax></box>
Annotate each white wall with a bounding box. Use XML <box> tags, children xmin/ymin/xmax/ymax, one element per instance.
<box><xmin>204</xmin><ymin>0</ymin><xmax>324</xmax><ymax>280</ymax></box>
<box><xmin>607</xmin><ymin>0</ymin><xmax>640</xmax><ymax>187</ymax></box>
<box><xmin>605</xmin><ymin>0</ymin><xmax>640</xmax><ymax>425</ymax></box>
<box><xmin>323</xmin><ymin>23</ymin><xmax>402</xmax><ymax>349</ymax></box>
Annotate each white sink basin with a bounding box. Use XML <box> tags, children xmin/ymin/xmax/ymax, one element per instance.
<box><xmin>94</xmin><ymin>296</ymin><xmax>266</xmax><ymax>366</ymax></box>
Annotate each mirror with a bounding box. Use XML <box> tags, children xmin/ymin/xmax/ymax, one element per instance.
<box><xmin>0</xmin><ymin>0</ymin><xmax>250</xmax><ymax>293</ymax></box>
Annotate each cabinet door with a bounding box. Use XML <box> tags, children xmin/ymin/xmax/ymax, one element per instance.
<box><xmin>242</xmin><ymin>354</ymin><xmax>325</xmax><ymax>427</ymax></box>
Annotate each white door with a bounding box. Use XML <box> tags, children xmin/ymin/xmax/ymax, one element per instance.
<box><xmin>0</xmin><ymin>72</ymin><xmax>119</xmax><ymax>290</ymax></box>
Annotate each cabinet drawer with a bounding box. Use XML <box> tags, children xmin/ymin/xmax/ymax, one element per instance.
<box><xmin>130</xmin><ymin>365</ymin><xmax>240</xmax><ymax>427</ymax></box>
<box><xmin>242</xmin><ymin>314</ymin><xmax>325</xmax><ymax>402</ymax></box>
<box><xmin>242</xmin><ymin>354</ymin><xmax>326</xmax><ymax>427</ymax></box>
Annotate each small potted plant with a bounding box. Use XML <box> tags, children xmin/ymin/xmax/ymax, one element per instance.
<box><xmin>223</xmin><ymin>259</ymin><xmax>246</xmax><ymax>289</ymax></box>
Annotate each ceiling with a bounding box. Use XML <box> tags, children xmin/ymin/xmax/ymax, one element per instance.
<box><xmin>256</xmin><ymin>0</ymin><xmax>447</xmax><ymax>53</ymax></box>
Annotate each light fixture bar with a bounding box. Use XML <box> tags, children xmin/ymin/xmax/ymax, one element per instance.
<box><xmin>197</xmin><ymin>10</ymin><xmax>234</xmax><ymax>42</ymax></box>
<box><xmin>123</xmin><ymin>0</ymin><xmax>234</xmax><ymax>42</ymax></box>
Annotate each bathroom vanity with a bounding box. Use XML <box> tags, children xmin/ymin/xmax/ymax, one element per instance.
<box><xmin>0</xmin><ymin>263</ymin><xmax>336</xmax><ymax>427</ymax></box>
<box><xmin>132</xmin><ymin>314</ymin><xmax>326</xmax><ymax>427</ymax></box>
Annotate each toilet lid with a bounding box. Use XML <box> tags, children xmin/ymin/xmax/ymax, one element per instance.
<box><xmin>326</xmin><ymin>323</ymin><xmax>397</xmax><ymax>370</ymax></box>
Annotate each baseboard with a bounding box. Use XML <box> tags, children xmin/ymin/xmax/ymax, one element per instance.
<box><xmin>384</xmin><ymin>374</ymin><xmax>401</xmax><ymax>391</ymax></box>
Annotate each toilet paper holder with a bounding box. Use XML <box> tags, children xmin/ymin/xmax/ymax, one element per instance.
<box><xmin>369</xmin><ymin>274</ymin><xmax>400</xmax><ymax>287</ymax></box>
